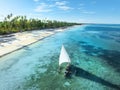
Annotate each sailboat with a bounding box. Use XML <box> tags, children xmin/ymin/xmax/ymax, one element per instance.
<box><xmin>59</xmin><ymin>45</ymin><xmax>72</xmax><ymax>77</ymax></box>
<box><xmin>59</xmin><ymin>45</ymin><xmax>71</xmax><ymax>66</ymax></box>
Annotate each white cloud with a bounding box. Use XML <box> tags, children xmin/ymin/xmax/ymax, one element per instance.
<box><xmin>79</xmin><ymin>8</ymin><xmax>95</xmax><ymax>14</ymax></box>
<box><xmin>34</xmin><ymin>1</ymin><xmax>73</xmax><ymax>12</ymax></box>
<box><xmin>55</xmin><ymin>1</ymin><xmax>67</xmax><ymax>6</ymax></box>
<box><xmin>55</xmin><ymin>1</ymin><xmax>73</xmax><ymax>10</ymax></box>
<box><xmin>33</xmin><ymin>0</ymin><xmax>39</xmax><ymax>2</ymax></box>
<box><xmin>78</xmin><ymin>6</ymin><xmax>95</xmax><ymax>14</ymax></box>
<box><xmin>58</xmin><ymin>6</ymin><xmax>73</xmax><ymax>10</ymax></box>
<box><xmin>34</xmin><ymin>3</ymin><xmax>52</xmax><ymax>12</ymax></box>
<box><xmin>81</xmin><ymin>11</ymin><xmax>95</xmax><ymax>14</ymax></box>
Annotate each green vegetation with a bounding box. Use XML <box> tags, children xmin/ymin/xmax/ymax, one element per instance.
<box><xmin>0</xmin><ymin>14</ymin><xmax>81</xmax><ymax>35</ymax></box>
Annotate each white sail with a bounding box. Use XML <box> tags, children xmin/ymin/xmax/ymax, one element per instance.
<box><xmin>59</xmin><ymin>45</ymin><xmax>71</xmax><ymax>66</ymax></box>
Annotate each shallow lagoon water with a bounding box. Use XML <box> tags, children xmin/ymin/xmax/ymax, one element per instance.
<box><xmin>0</xmin><ymin>25</ymin><xmax>120</xmax><ymax>90</ymax></box>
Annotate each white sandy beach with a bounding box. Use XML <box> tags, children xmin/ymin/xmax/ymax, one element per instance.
<box><xmin>0</xmin><ymin>28</ymin><xmax>65</xmax><ymax>57</ymax></box>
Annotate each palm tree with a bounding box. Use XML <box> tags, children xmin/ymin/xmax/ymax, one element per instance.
<box><xmin>0</xmin><ymin>14</ymin><xmax>79</xmax><ymax>35</ymax></box>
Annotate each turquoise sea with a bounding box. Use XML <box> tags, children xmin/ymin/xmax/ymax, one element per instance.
<box><xmin>0</xmin><ymin>24</ymin><xmax>120</xmax><ymax>90</ymax></box>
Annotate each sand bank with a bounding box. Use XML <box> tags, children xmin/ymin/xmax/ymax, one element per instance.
<box><xmin>0</xmin><ymin>28</ymin><xmax>66</xmax><ymax>57</ymax></box>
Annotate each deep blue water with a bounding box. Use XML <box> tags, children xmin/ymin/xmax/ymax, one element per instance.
<box><xmin>0</xmin><ymin>24</ymin><xmax>120</xmax><ymax>90</ymax></box>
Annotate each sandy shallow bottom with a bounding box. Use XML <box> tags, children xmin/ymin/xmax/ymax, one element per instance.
<box><xmin>0</xmin><ymin>25</ymin><xmax>120</xmax><ymax>90</ymax></box>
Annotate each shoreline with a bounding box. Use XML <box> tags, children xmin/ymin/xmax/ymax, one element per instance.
<box><xmin>0</xmin><ymin>26</ymin><xmax>77</xmax><ymax>57</ymax></box>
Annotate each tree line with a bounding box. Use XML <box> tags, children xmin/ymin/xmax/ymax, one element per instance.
<box><xmin>0</xmin><ymin>14</ymin><xmax>81</xmax><ymax>35</ymax></box>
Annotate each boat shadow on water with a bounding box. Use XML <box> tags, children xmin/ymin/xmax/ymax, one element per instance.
<box><xmin>70</xmin><ymin>65</ymin><xmax>120</xmax><ymax>90</ymax></box>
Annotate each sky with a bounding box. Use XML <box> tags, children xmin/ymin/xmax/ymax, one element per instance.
<box><xmin>0</xmin><ymin>0</ymin><xmax>120</xmax><ymax>24</ymax></box>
